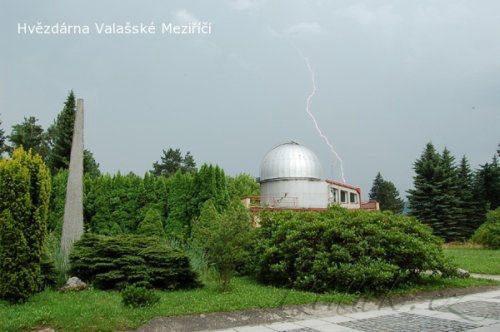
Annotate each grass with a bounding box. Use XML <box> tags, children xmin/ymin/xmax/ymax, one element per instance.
<box><xmin>0</xmin><ymin>277</ymin><xmax>498</xmax><ymax>332</ymax></box>
<box><xmin>443</xmin><ymin>247</ymin><xmax>500</xmax><ymax>275</ymax></box>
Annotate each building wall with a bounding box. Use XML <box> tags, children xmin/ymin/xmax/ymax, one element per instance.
<box><xmin>327</xmin><ymin>182</ymin><xmax>361</xmax><ymax>209</ymax></box>
<box><xmin>260</xmin><ymin>178</ymin><xmax>329</xmax><ymax>209</ymax></box>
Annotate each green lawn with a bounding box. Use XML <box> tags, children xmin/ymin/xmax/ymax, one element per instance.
<box><xmin>444</xmin><ymin>248</ymin><xmax>500</xmax><ymax>275</ymax></box>
<box><xmin>0</xmin><ymin>276</ymin><xmax>498</xmax><ymax>332</ymax></box>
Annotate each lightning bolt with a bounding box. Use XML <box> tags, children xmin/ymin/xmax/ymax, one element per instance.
<box><xmin>296</xmin><ymin>48</ymin><xmax>346</xmax><ymax>184</ymax></box>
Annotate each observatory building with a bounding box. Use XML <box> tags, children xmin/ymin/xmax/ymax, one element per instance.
<box><xmin>255</xmin><ymin>141</ymin><xmax>378</xmax><ymax>210</ymax></box>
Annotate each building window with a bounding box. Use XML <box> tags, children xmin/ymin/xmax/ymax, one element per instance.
<box><xmin>341</xmin><ymin>190</ymin><xmax>347</xmax><ymax>203</ymax></box>
<box><xmin>330</xmin><ymin>188</ymin><xmax>339</xmax><ymax>202</ymax></box>
<box><xmin>350</xmin><ymin>192</ymin><xmax>357</xmax><ymax>204</ymax></box>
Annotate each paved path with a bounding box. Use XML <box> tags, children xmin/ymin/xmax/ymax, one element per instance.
<box><xmin>470</xmin><ymin>274</ymin><xmax>500</xmax><ymax>281</ymax></box>
<box><xmin>206</xmin><ymin>289</ymin><xmax>500</xmax><ymax>332</ymax></box>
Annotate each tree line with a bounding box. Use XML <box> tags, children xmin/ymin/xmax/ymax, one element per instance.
<box><xmin>370</xmin><ymin>142</ymin><xmax>500</xmax><ymax>242</ymax></box>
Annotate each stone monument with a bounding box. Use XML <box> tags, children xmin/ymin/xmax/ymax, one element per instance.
<box><xmin>60</xmin><ymin>98</ymin><xmax>84</xmax><ymax>258</ymax></box>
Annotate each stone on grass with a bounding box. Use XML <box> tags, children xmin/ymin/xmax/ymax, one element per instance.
<box><xmin>456</xmin><ymin>268</ymin><xmax>470</xmax><ymax>278</ymax></box>
<box><xmin>60</xmin><ymin>276</ymin><xmax>87</xmax><ymax>292</ymax></box>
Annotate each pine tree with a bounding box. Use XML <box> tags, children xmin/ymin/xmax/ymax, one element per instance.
<box><xmin>83</xmin><ymin>150</ymin><xmax>100</xmax><ymax>177</ymax></box>
<box><xmin>181</xmin><ymin>151</ymin><xmax>197</xmax><ymax>173</ymax></box>
<box><xmin>48</xmin><ymin>91</ymin><xmax>76</xmax><ymax>172</ymax></box>
<box><xmin>9</xmin><ymin>116</ymin><xmax>49</xmax><ymax>160</ymax></box>
<box><xmin>369</xmin><ymin>172</ymin><xmax>404</xmax><ymax>213</ymax></box>
<box><xmin>152</xmin><ymin>148</ymin><xmax>196</xmax><ymax>176</ymax></box>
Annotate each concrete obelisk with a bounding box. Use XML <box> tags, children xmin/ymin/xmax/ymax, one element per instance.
<box><xmin>60</xmin><ymin>98</ymin><xmax>85</xmax><ymax>258</ymax></box>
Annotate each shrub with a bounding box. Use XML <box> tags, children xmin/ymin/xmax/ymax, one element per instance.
<box><xmin>69</xmin><ymin>234</ymin><xmax>200</xmax><ymax>290</ymax></box>
<box><xmin>192</xmin><ymin>200</ymin><xmax>252</xmax><ymax>291</ymax></box>
<box><xmin>253</xmin><ymin>206</ymin><xmax>455</xmax><ymax>293</ymax></box>
<box><xmin>472</xmin><ymin>208</ymin><xmax>500</xmax><ymax>249</ymax></box>
<box><xmin>121</xmin><ymin>285</ymin><xmax>160</xmax><ymax>308</ymax></box>
<box><xmin>0</xmin><ymin>147</ymin><xmax>51</xmax><ymax>302</ymax></box>
<box><xmin>137</xmin><ymin>208</ymin><xmax>165</xmax><ymax>237</ymax></box>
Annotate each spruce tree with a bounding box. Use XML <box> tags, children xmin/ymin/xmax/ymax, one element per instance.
<box><xmin>435</xmin><ymin>148</ymin><xmax>462</xmax><ymax>241</ymax></box>
<box><xmin>48</xmin><ymin>91</ymin><xmax>76</xmax><ymax>172</ymax></box>
<box><xmin>456</xmin><ymin>156</ymin><xmax>478</xmax><ymax>238</ymax></box>
<box><xmin>369</xmin><ymin>172</ymin><xmax>404</xmax><ymax>214</ymax></box>
<box><xmin>408</xmin><ymin>143</ymin><xmax>442</xmax><ymax>234</ymax></box>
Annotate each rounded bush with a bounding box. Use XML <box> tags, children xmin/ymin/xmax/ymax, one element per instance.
<box><xmin>253</xmin><ymin>206</ymin><xmax>455</xmax><ymax>293</ymax></box>
<box><xmin>69</xmin><ymin>234</ymin><xmax>200</xmax><ymax>290</ymax></box>
<box><xmin>121</xmin><ymin>285</ymin><xmax>160</xmax><ymax>308</ymax></box>
<box><xmin>472</xmin><ymin>208</ymin><xmax>500</xmax><ymax>249</ymax></box>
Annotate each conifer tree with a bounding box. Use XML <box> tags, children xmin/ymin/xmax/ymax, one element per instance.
<box><xmin>369</xmin><ymin>172</ymin><xmax>404</xmax><ymax>213</ymax></box>
<box><xmin>137</xmin><ymin>208</ymin><xmax>165</xmax><ymax>237</ymax></box>
<box><xmin>152</xmin><ymin>148</ymin><xmax>183</xmax><ymax>176</ymax></box>
<box><xmin>48</xmin><ymin>91</ymin><xmax>100</xmax><ymax>175</ymax></box>
<box><xmin>408</xmin><ymin>143</ymin><xmax>442</xmax><ymax>233</ymax></box>
<box><xmin>0</xmin><ymin>210</ymin><xmax>35</xmax><ymax>302</ymax></box>
<box><xmin>0</xmin><ymin>147</ymin><xmax>51</xmax><ymax>302</ymax></box>
<box><xmin>9</xmin><ymin>116</ymin><xmax>49</xmax><ymax>160</ymax></box>
<box><xmin>48</xmin><ymin>91</ymin><xmax>76</xmax><ymax>171</ymax></box>
<box><xmin>435</xmin><ymin>148</ymin><xmax>462</xmax><ymax>241</ymax></box>
<box><xmin>456</xmin><ymin>156</ymin><xmax>478</xmax><ymax>238</ymax></box>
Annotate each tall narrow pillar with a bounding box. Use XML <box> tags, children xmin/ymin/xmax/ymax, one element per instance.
<box><xmin>61</xmin><ymin>98</ymin><xmax>84</xmax><ymax>258</ymax></box>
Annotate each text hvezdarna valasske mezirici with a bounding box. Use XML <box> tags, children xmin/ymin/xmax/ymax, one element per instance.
<box><xmin>17</xmin><ymin>22</ymin><xmax>212</xmax><ymax>35</ymax></box>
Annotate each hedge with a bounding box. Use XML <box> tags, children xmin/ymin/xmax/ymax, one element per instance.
<box><xmin>253</xmin><ymin>206</ymin><xmax>456</xmax><ymax>293</ymax></box>
<box><xmin>69</xmin><ymin>234</ymin><xmax>200</xmax><ymax>290</ymax></box>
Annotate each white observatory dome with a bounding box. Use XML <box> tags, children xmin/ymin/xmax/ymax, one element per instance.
<box><xmin>259</xmin><ymin>141</ymin><xmax>323</xmax><ymax>182</ymax></box>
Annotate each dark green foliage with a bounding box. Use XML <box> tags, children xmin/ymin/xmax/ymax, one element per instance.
<box><xmin>121</xmin><ymin>285</ymin><xmax>160</xmax><ymax>308</ymax></box>
<box><xmin>152</xmin><ymin>148</ymin><xmax>197</xmax><ymax>176</ymax></box>
<box><xmin>9</xmin><ymin>116</ymin><xmax>49</xmax><ymax>160</ymax></box>
<box><xmin>189</xmin><ymin>164</ymin><xmax>230</xmax><ymax>218</ymax></box>
<box><xmin>83</xmin><ymin>150</ymin><xmax>101</xmax><ymax>178</ymax></box>
<box><xmin>227</xmin><ymin>173</ymin><xmax>260</xmax><ymax>199</ymax></box>
<box><xmin>47</xmin><ymin>170</ymin><xmax>68</xmax><ymax>234</ymax></box>
<box><xmin>253</xmin><ymin>206</ymin><xmax>455</xmax><ymax>293</ymax></box>
<box><xmin>0</xmin><ymin>148</ymin><xmax>51</xmax><ymax>302</ymax></box>
<box><xmin>47</xmin><ymin>91</ymin><xmax>100</xmax><ymax>176</ymax></box>
<box><xmin>84</xmin><ymin>173</ymin><xmax>169</xmax><ymax>235</ymax></box>
<box><xmin>472</xmin><ymin>208</ymin><xmax>500</xmax><ymax>249</ymax></box>
<box><xmin>192</xmin><ymin>200</ymin><xmax>252</xmax><ymax>290</ymax></box>
<box><xmin>137</xmin><ymin>208</ymin><xmax>165</xmax><ymax>237</ymax></box>
<box><xmin>0</xmin><ymin>210</ymin><xmax>35</xmax><ymax>302</ymax></box>
<box><xmin>69</xmin><ymin>234</ymin><xmax>199</xmax><ymax>290</ymax></box>
<box><xmin>456</xmin><ymin>156</ymin><xmax>481</xmax><ymax>238</ymax></box>
<box><xmin>164</xmin><ymin>171</ymin><xmax>193</xmax><ymax>240</ymax></box>
<box><xmin>369</xmin><ymin>172</ymin><xmax>404</xmax><ymax>213</ymax></box>
<box><xmin>0</xmin><ymin>115</ymin><xmax>10</xmax><ymax>157</ymax></box>
<box><xmin>407</xmin><ymin>144</ymin><xmax>463</xmax><ymax>241</ymax></box>
<box><xmin>48</xmin><ymin>91</ymin><xmax>76</xmax><ymax>172</ymax></box>
<box><xmin>474</xmin><ymin>155</ymin><xmax>500</xmax><ymax>213</ymax></box>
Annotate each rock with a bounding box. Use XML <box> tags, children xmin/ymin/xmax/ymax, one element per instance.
<box><xmin>60</xmin><ymin>276</ymin><xmax>87</xmax><ymax>292</ymax></box>
<box><xmin>36</xmin><ymin>329</ymin><xmax>55</xmax><ymax>332</ymax></box>
<box><xmin>456</xmin><ymin>268</ymin><xmax>470</xmax><ymax>278</ymax></box>
<box><xmin>422</xmin><ymin>270</ymin><xmax>442</xmax><ymax>276</ymax></box>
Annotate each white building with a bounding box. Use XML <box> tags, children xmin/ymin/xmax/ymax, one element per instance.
<box><xmin>257</xmin><ymin>141</ymin><xmax>378</xmax><ymax>210</ymax></box>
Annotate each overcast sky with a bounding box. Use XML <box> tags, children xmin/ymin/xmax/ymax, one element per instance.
<box><xmin>1</xmin><ymin>0</ymin><xmax>499</xmax><ymax>199</ymax></box>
